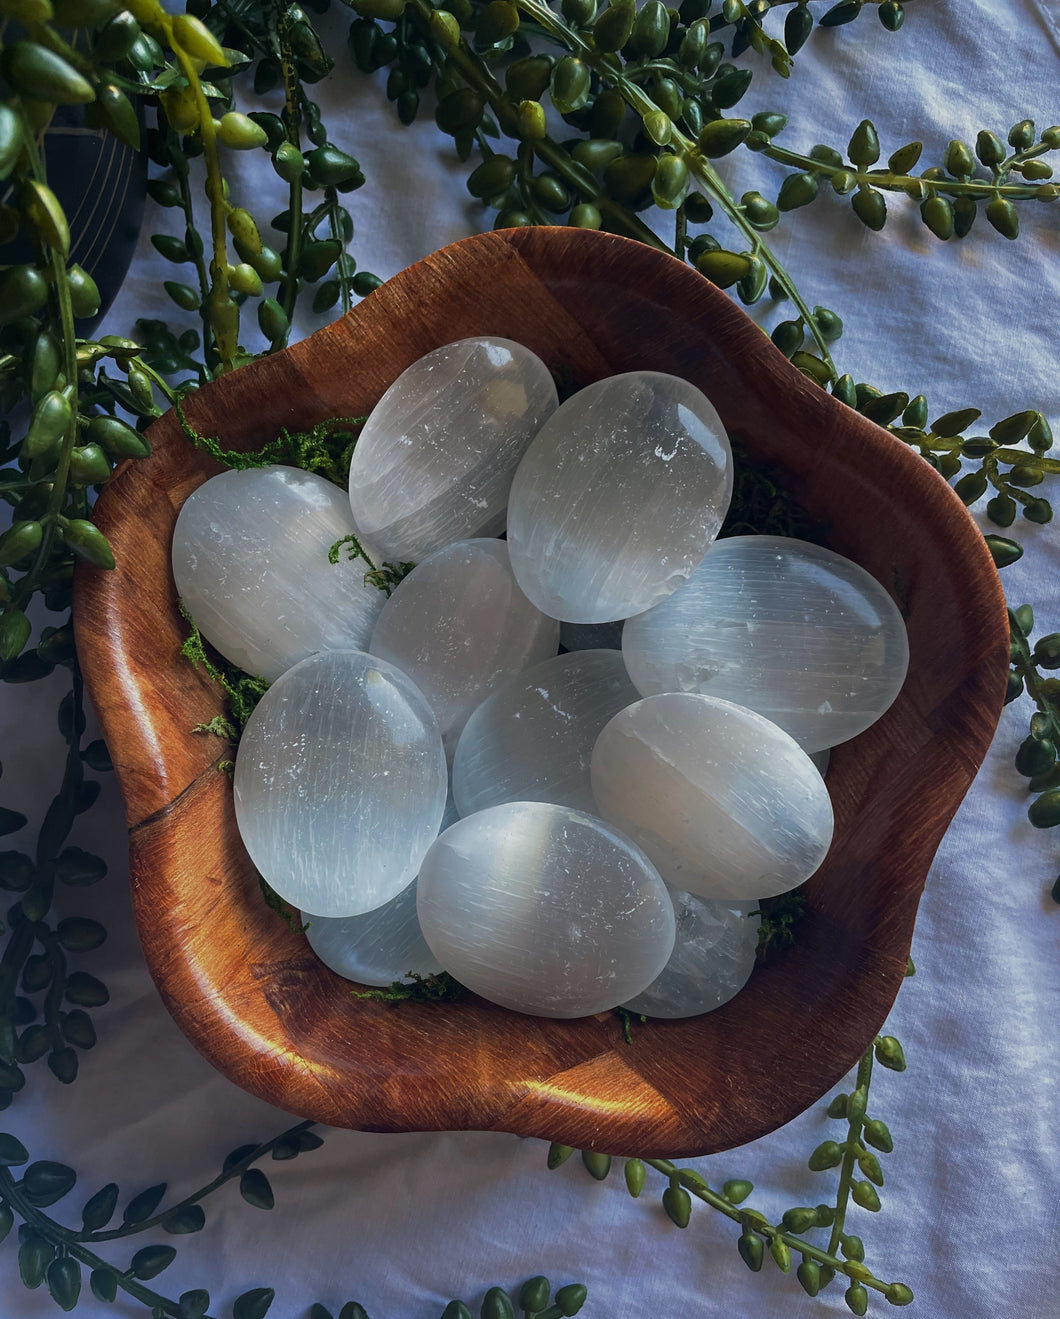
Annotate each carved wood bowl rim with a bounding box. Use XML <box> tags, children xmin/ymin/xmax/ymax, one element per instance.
<box><xmin>73</xmin><ymin>227</ymin><xmax>1009</xmax><ymax>1158</ymax></box>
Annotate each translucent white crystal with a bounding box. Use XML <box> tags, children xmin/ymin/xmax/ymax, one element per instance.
<box><xmin>233</xmin><ymin>650</ymin><xmax>447</xmax><ymax>918</ymax></box>
<box><xmin>416</xmin><ymin>802</ymin><xmax>676</xmax><ymax>1018</ymax></box>
<box><xmin>590</xmin><ymin>693</ymin><xmax>834</xmax><ymax>900</ymax></box>
<box><xmin>621</xmin><ymin>892</ymin><xmax>761</xmax><ymax>1019</ymax></box>
<box><xmin>303</xmin><ymin>881</ymin><xmax>443</xmax><ymax>986</ymax></box>
<box><xmin>452</xmin><ymin>649</ymin><xmax>639</xmax><ymax>816</ymax></box>
<box><xmin>301</xmin><ymin>797</ymin><xmax>458</xmax><ymax>985</ymax></box>
<box><xmin>347</xmin><ymin>337</ymin><xmax>559</xmax><ymax>561</ymax></box>
<box><xmin>506</xmin><ymin>371</ymin><xmax>733</xmax><ymax>623</ymax></box>
<box><xmin>621</xmin><ymin>535</ymin><xmax>910</xmax><ymax>752</ymax></box>
<box><xmin>369</xmin><ymin>539</ymin><xmax>559</xmax><ymax>756</ymax></box>
<box><xmin>171</xmin><ymin>464</ymin><xmax>387</xmax><ymax>683</ymax></box>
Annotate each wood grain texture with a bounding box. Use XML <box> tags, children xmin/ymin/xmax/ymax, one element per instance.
<box><xmin>73</xmin><ymin>227</ymin><xmax>1009</xmax><ymax>1157</ymax></box>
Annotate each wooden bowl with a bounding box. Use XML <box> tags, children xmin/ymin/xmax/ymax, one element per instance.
<box><xmin>74</xmin><ymin>228</ymin><xmax>1008</xmax><ymax>1157</ymax></box>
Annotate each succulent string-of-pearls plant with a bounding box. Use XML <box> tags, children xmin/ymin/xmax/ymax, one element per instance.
<box><xmin>172</xmin><ymin>336</ymin><xmax>909</xmax><ymax>1020</ymax></box>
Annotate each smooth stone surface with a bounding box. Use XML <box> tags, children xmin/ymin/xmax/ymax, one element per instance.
<box><xmin>301</xmin><ymin>796</ymin><xmax>458</xmax><ymax>985</ymax></box>
<box><xmin>506</xmin><ymin>370</ymin><xmax>733</xmax><ymax>623</ymax></box>
<box><xmin>234</xmin><ymin>650</ymin><xmax>447</xmax><ymax>918</ymax></box>
<box><xmin>416</xmin><ymin>802</ymin><xmax>676</xmax><ymax>1018</ymax></box>
<box><xmin>452</xmin><ymin>649</ymin><xmax>639</xmax><ymax>816</ymax></box>
<box><xmin>622</xmin><ymin>892</ymin><xmax>761</xmax><ymax>1019</ymax></box>
<box><xmin>347</xmin><ymin>337</ymin><xmax>558</xmax><ymax>561</ymax></box>
<box><xmin>171</xmin><ymin>464</ymin><xmax>387</xmax><ymax>682</ymax></box>
<box><xmin>303</xmin><ymin>881</ymin><xmax>444</xmax><ymax>987</ymax></box>
<box><xmin>622</xmin><ymin>535</ymin><xmax>910</xmax><ymax>753</ymax></box>
<box><xmin>369</xmin><ymin>538</ymin><xmax>559</xmax><ymax>755</ymax></box>
<box><xmin>590</xmin><ymin>693</ymin><xmax>834</xmax><ymax>901</ymax></box>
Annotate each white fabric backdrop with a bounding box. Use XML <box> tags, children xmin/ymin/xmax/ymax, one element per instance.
<box><xmin>2</xmin><ymin>2</ymin><xmax>1059</xmax><ymax>1315</ymax></box>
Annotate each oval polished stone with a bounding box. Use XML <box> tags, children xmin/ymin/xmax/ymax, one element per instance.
<box><xmin>301</xmin><ymin>796</ymin><xmax>458</xmax><ymax>985</ymax></box>
<box><xmin>416</xmin><ymin>803</ymin><xmax>676</xmax><ymax>1018</ymax></box>
<box><xmin>233</xmin><ymin>650</ymin><xmax>447</xmax><ymax>918</ymax></box>
<box><xmin>622</xmin><ymin>535</ymin><xmax>910</xmax><ymax>752</ymax></box>
<box><xmin>369</xmin><ymin>538</ymin><xmax>559</xmax><ymax>756</ymax></box>
<box><xmin>590</xmin><ymin>693</ymin><xmax>834</xmax><ymax>900</ymax></box>
<box><xmin>506</xmin><ymin>370</ymin><xmax>733</xmax><ymax>623</ymax></box>
<box><xmin>347</xmin><ymin>337</ymin><xmax>559</xmax><ymax>561</ymax></box>
<box><xmin>303</xmin><ymin>880</ymin><xmax>444</xmax><ymax>987</ymax></box>
<box><xmin>621</xmin><ymin>892</ymin><xmax>761</xmax><ymax>1019</ymax></box>
<box><xmin>171</xmin><ymin>464</ymin><xmax>387</xmax><ymax>682</ymax></box>
<box><xmin>452</xmin><ymin>649</ymin><xmax>640</xmax><ymax>816</ymax></box>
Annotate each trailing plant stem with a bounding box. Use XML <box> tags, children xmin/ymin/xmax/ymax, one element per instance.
<box><xmin>513</xmin><ymin>0</ymin><xmax>837</xmax><ymax>372</ymax></box>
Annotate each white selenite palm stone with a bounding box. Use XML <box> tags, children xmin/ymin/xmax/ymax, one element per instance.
<box><xmin>590</xmin><ymin>693</ymin><xmax>834</xmax><ymax>901</ymax></box>
<box><xmin>416</xmin><ymin>803</ymin><xmax>676</xmax><ymax>1018</ymax></box>
<box><xmin>452</xmin><ymin>649</ymin><xmax>639</xmax><ymax>816</ymax></box>
<box><xmin>621</xmin><ymin>892</ymin><xmax>760</xmax><ymax>1019</ymax></box>
<box><xmin>506</xmin><ymin>370</ymin><xmax>733</xmax><ymax>623</ymax></box>
<box><xmin>303</xmin><ymin>881</ymin><xmax>443</xmax><ymax>986</ymax></box>
<box><xmin>171</xmin><ymin>464</ymin><xmax>387</xmax><ymax>682</ymax></box>
<box><xmin>347</xmin><ymin>337</ymin><xmax>559</xmax><ymax>561</ymax></box>
<box><xmin>369</xmin><ymin>538</ymin><xmax>559</xmax><ymax>755</ymax></box>
<box><xmin>622</xmin><ymin>535</ymin><xmax>910</xmax><ymax>753</ymax></box>
<box><xmin>233</xmin><ymin>650</ymin><xmax>447</xmax><ymax>918</ymax></box>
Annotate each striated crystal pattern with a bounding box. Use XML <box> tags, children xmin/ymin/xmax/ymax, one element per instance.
<box><xmin>347</xmin><ymin>337</ymin><xmax>558</xmax><ymax>561</ymax></box>
<box><xmin>303</xmin><ymin>880</ymin><xmax>443</xmax><ymax>987</ymax></box>
<box><xmin>369</xmin><ymin>538</ymin><xmax>559</xmax><ymax>755</ymax></box>
<box><xmin>621</xmin><ymin>892</ymin><xmax>761</xmax><ymax>1019</ymax></box>
<box><xmin>590</xmin><ymin>693</ymin><xmax>834</xmax><ymax>901</ymax></box>
<box><xmin>416</xmin><ymin>802</ymin><xmax>676</xmax><ymax>1018</ymax></box>
<box><xmin>622</xmin><ymin>535</ymin><xmax>910</xmax><ymax>752</ymax></box>
<box><xmin>506</xmin><ymin>371</ymin><xmax>733</xmax><ymax>623</ymax></box>
<box><xmin>171</xmin><ymin>465</ymin><xmax>387</xmax><ymax>682</ymax></box>
<box><xmin>233</xmin><ymin>650</ymin><xmax>447</xmax><ymax>918</ymax></box>
<box><xmin>452</xmin><ymin>649</ymin><xmax>639</xmax><ymax>816</ymax></box>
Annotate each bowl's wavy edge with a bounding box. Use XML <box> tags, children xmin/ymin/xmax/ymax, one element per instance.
<box><xmin>74</xmin><ymin>226</ymin><xmax>1010</xmax><ymax>1157</ymax></box>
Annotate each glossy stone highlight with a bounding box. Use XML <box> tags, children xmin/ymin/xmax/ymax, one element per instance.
<box><xmin>172</xmin><ymin>465</ymin><xmax>388</xmax><ymax>682</ymax></box>
<box><xmin>233</xmin><ymin>650</ymin><xmax>447</xmax><ymax>918</ymax></box>
<box><xmin>303</xmin><ymin>881</ymin><xmax>443</xmax><ymax>986</ymax></box>
<box><xmin>622</xmin><ymin>535</ymin><xmax>910</xmax><ymax>752</ymax></box>
<box><xmin>347</xmin><ymin>337</ymin><xmax>558</xmax><ymax>561</ymax></box>
<box><xmin>621</xmin><ymin>892</ymin><xmax>760</xmax><ymax>1019</ymax></box>
<box><xmin>452</xmin><ymin>649</ymin><xmax>639</xmax><ymax>816</ymax></box>
<box><xmin>416</xmin><ymin>803</ymin><xmax>676</xmax><ymax>1018</ymax></box>
<box><xmin>369</xmin><ymin>539</ymin><xmax>559</xmax><ymax>755</ymax></box>
<box><xmin>590</xmin><ymin>693</ymin><xmax>834</xmax><ymax>901</ymax></box>
<box><xmin>506</xmin><ymin>371</ymin><xmax>733</xmax><ymax>623</ymax></box>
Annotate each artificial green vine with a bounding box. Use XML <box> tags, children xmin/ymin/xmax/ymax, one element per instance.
<box><xmin>0</xmin><ymin>0</ymin><xmax>1056</xmax><ymax>1313</ymax></box>
<box><xmin>548</xmin><ymin>1019</ymin><xmax>913</xmax><ymax>1311</ymax></box>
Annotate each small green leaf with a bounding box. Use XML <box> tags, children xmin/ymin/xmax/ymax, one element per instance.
<box><xmin>123</xmin><ymin>1181</ymin><xmax>167</xmax><ymax>1224</ymax></box>
<box><xmin>0</xmin><ymin>1133</ymin><xmax>28</xmax><ymax>1166</ymax></box>
<box><xmin>580</xmin><ymin>1149</ymin><xmax>611</xmax><ymax>1180</ymax></box>
<box><xmin>81</xmin><ymin>1182</ymin><xmax>119</xmax><ymax>1231</ymax></box>
<box><xmin>19</xmin><ymin>1231</ymin><xmax>53</xmax><ymax>1288</ymax></box>
<box><xmin>162</xmin><ymin>1203</ymin><xmax>206</xmax><ymax>1233</ymax></box>
<box><xmin>722</xmin><ymin>1178</ymin><xmax>753</xmax><ymax>1204</ymax></box>
<box><xmin>662</xmin><ymin>1183</ymin><xmax>692</xmax><ymax>1227</ymax></box>
<box><xmin>23</xmin><ymin>1159</ymin><xmax>76</xmax><ymax>1206</ymax></box>
<box><xmin>130</xmin><ymin>1244</ymin><xmax>176</xmax><ymax>1279</ymax></box>
<box><xmin>46</xmin><ymin>1255</ymin><xmax>81</xmax><ymax>1311</ymax></box>
<box><xmin>480</xmin><ymin>1285</ymin><xmax>515</xmax><ymax>1319</ymax></box>
<box><xmin>90</xmin><ymin>1267</ymin><xmax>118</xmax><ymax>1303</ymax></box>
<box><xmin>553</xmin><ymin>1283</ymin><xmax>587</xmax><ymax>1316</ymax></box>
<box><xmin>239</xmin><ymin>1168</ymin><xmax>274</xmax><ymax>1210</ymax></box>
<box><xmin>233</xmin><ymin>1286</ymin><xmax>275</xmax><ymax>1319</ymax></box>
<box><xmin>179</xmin><ymin>1289</ymin><xmax>211</xmax><ymax>1319</ymax></box>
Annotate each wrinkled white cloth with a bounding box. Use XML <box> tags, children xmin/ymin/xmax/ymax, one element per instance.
<box><xmin>2</xmin><ymin>2</ymin><xmax>1059</xmax><ymax>1316</ymax></box>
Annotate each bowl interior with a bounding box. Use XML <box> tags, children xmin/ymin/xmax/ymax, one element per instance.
<box><xmin>74</xmin><ymin>227</ymin><xmax>1008</xmax><ymax>1157</ymax></box>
